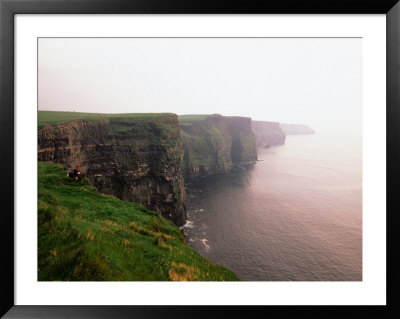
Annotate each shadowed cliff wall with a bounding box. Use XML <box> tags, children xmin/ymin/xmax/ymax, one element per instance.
<box><xmin>179</xmin><ymin>114</ymin><xmax>257</xmax><ymax>177</ymax></box>
<box><xmin>38</xmin><ymin>114</ymin><xmax>186</xmax><ymax>226</ymax></box>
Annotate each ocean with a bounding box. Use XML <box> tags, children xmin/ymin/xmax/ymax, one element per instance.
<box><xmin>182</xmin><ymin>133</ymin><xmax>362</xmax><ymax>281</ymax></box>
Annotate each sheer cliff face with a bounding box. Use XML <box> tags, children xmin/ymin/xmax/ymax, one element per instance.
<box><xmin>179</xmin><ymin>115</ymin><xmax>257</xmax><ymax>178</ymax></box>
<box><xmin>226</xmin><ymin>117</ymin><xmax>258</xmax><ymax>163</ymax></box>
<box><xmin>279</xmin><ymin>123</ymin><xmax>315</xmax><ymax>135</ymax></box>
<box><xmin>252</xmin><ymin>121</ymin><xmax>286</xmax><ymax>147</ymax></box>
<box><xmin>38</xmin><ymin>115</ymin><xmax>187</xmax><ymax>226</ymax></box>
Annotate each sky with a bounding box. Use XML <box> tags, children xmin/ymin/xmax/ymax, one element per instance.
<box><xmin>38</xmin><ymin>38</ymin><xmax>362</xmax><ymax>135</ymax></box>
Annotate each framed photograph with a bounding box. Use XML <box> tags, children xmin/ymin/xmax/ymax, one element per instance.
<box><xmin>1</xmin><ymin>0</ymin><xmax>399</xmax><ymax>318</ymax></box>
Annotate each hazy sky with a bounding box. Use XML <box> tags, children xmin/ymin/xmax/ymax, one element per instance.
<box><xmin>38</xmin><ymin>38</ymin><xmax>362</xmax><ymax>135</ymax></box>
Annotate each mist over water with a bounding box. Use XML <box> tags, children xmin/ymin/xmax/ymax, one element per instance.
<box><xmin>183</xmin><ymin>134</ymin><xmax>362</xmax><ymax>281</ymax></box>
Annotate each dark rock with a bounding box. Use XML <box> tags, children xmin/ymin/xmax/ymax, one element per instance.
<box><xmin>38</xmin><ymin>115</ymin><xmax>187</xmax><ymax>226</ymax></box>
<box><xmin>179</xmin><ymin>114</ymin><xmax>258</xmax><ymax>178</ymax></box>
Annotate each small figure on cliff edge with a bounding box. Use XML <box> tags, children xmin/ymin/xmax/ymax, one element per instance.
<box><xmin>73</xmin><ymin>165</ymin><xmax>82</xmax><ymax>181</ymax></box>
<box><xmin>68</xmin><ymin>165</ymin><xmax>82</xmax><ymax>181</ymax></box>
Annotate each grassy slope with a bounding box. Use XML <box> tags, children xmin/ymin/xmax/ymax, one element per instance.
<box><xmin>38</xmin><ymin>162</ymin><xmax>239</xmax><ymax>281</ymax></box>
<box><xmin>38</xmin><ymin>111</ymin><xmax>174</xmax><ymax>129</ymax></box>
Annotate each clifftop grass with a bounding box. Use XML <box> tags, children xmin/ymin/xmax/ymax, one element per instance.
<box><xmin>178</xmin><ymin>114</ymin><xmax>215</xmax><ymax>126</ymax></box>
<box><xmin>38</xmin><ymin>111</ymin><xmax>175</xmax><ymax>129</ymax></box>
<box><xmin>178</xmin><ymin>114</ymin><xmax>214</xmax><ymax>121</ymax></box>
<box><xmin>38</xmin><ymin>162</ymin><xmax>239</xmax><ymax>281</ymax></box>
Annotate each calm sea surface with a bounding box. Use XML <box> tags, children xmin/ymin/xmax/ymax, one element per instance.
<box><xmin>182</xmin><ymin>134</ymin><xmax>362</xmax><ymax>281</ymax></box>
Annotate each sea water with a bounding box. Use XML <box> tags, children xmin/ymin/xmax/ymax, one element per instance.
<box><xmin>182</xmin><ymin>134</ymin><xmax>362</xmax><ymax>281</ymax></box>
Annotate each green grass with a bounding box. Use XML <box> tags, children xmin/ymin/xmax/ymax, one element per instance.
<box><xmin>38</xmin><ymin>162</ymin><xmax>239</xmax><ymax>281</ymax></box>
<box><xmin>38</xmin><ymin>111</ymin><xmax>175</xmax><ymax>129</ymax></box>
<box><xmin>178</xmin><ymin>114</ymin><xmax>215</xmax><ymax>122</ymax></box>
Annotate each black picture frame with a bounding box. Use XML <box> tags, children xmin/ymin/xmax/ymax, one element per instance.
<box><xmin>1</xmin><ymin>0</ymin><xmax>399</xmax><ymax>318</ymax></box>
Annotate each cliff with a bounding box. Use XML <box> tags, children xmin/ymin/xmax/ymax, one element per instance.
<box><xmin>280</xmin><ymin>123</ymin><xmax>315</xmax><ymax>135</ymax></box>
<box><xmin>252</xmin><ymin>120</ymin><xmax>286</xmax><ymax>147</ymax></box>
<box><xmin>179</xmin><ymin>114</ymin><xmax>257</xmax><ymax>177</ymax></box>
<box><xmin>38</xmin><ymin>111</ymin><xmax>186</xmax><ymax>226</ymax></box>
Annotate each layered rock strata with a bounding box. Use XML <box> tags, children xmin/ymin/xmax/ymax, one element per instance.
<box><xmin>38</xmin><ymin>114</ymin><xmax>186</xmax><ymax>226</ymax></box>
<box><xmin>179</xmin><ymin>114</ymin><xmax>258</xmax><ymax>177</ymax></box>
